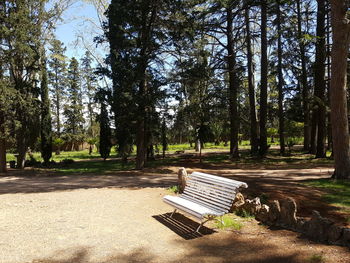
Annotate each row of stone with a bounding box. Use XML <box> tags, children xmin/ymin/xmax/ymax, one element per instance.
<box><xmin>232</xmin><ymin>194</ymin><xmax>350</xmax><ymax>247</ymax></box>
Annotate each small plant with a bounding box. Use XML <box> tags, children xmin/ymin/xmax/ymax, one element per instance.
<box><xmin>235</xmin><ymin>209</ymin><xmax>255</xmax><ymax>219</ymax></box>
<box><xmin>308</xmin><ymin>254</ymin><xmax>326</xmax><ymax>263</ymax></box>
<box><xmin>61</xmin><ymin>158</ymin><xmax>75</xmax><ymax>165</ymax></box>
<box><xmin>167</xmin><ymin>185</ymin><xmax>179</xmax><ymax>194</ymax></box>
<box><xmin>215</xmin><ymin>215</ymin><xmax>243</xmax><ymax>230</ymax></box>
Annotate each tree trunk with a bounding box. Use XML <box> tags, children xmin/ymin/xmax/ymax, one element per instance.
<box><xmin>245</xmin><ymin>4</ymin><xmax>259</xmax><ymax>155</ymax></box>
<box><xmin>259</xmin><ymin>0</ymin><xmax>268</xmax><ymax>156</ymax></box>
<box><xmin>276</xmin><ymin>0</ymin><xmax>285</xmax><ymax>155</ymax></box>
<box><xmin>315</xmin><ymin>0</ymin><xmax>327</xmax><ymax>158</ymax></box>
<box><xmin>0</xmin><ymin>112</ymin><xmax>6</xmax><ymax>173</ymax></box>
<box><xmin>227</xmin><ymin>7</ymin><xmax>239</xmax><ymax>158</ymax></box>
<box><xmin>329</xmin><ymin>0</ymin><xmax>350</xmax><ymax>179</ymax></box>
<box><xmin>326</xmin><ymin>3</ymin><xmax>333</xmax><ymax>154</ymax></box>
<box><xmin>136</xmin><ymin>77</ymin><xmax>147</xmax><ymax>170</ymax></box>
<box><xmin>297</xmin><ymin>0</ymin><xmax>311</xmax><ymax>151</ymax></box>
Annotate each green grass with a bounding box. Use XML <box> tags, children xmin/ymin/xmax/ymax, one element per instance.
<box><xmin>215</xmin><ymin>215</ymin><xmax>243</xmax><ymax>230</ymax></box>
<box><xmin>55</xmin><ymin>159</ymin><xmax>134</xmax><ymax>175</ymax></box>
<box><xmin>167</xmin><ymin>185</ymin><xmax>179</xmax><ymax>194</ymax></box>
<box><xmin>303</xmin><ymin>179</ymin><xmax>350</xmax><ymax>213</ymax></box>
<box><xmin>6</xmin><ymin>149</ymin><xmax>115</xmax><ymax>163</ymax></box>
<box><xmin>308</xmin><ymin>254</ymin><xmax>326</xmax><ymax>263</ymax></box>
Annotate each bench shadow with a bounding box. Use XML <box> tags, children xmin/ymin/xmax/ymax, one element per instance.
<box><xmin>152</xmin><ymin>213</ymin><xmax>216</xmax><ymax>240</ymax></box>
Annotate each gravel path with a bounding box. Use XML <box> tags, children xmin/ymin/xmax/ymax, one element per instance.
<box><xmin>0</xmin><ymin>186</ymin><xmax>349</xmax><ymax>263</ymax></box>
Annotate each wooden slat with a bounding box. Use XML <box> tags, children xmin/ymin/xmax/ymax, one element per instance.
<box><xmin>180</xmin><ymin>195</ymin><xmax>227</xmax><ymax>213</ymax></box>
<box><xmin>185</xmin><ymin>181</ymin><xmax>238</xmax><ymax>197</ymax></box>
<box><xmin>184</xmin><ymin>185</ymin><xmax>234</xmax><ymax>205</ymax></box>
<box><xmin>191</xmin><ymin>172</ymin><xmax>248</xmax><ymax>188</ymax></box>
<box><xmin>189</xmin><ymin>173</ymin><xmax>247</xmax><ymax>189</ymax></box>
<box><xmin>183</xmin><ymin>188</ymin><xmax>233</xmax><ymax>210</ymax></box>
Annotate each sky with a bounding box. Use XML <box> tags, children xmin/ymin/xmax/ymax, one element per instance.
<box><xmin>54</xmin><ymin>1</ymin><xmax>105</xmax><ymax>59</ymax></box>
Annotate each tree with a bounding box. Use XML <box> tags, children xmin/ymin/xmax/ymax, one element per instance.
<box><xmin>314</xmin><ymin>0</ymin><xmax>327</xmax><ymax>158</ymax></box>
<box><xmin>97</xmin><ymin>89</ymin><xmax>111</xmax><ymax>160</ymax></box>
<box><xmin>329</xmin><ymin>0</ymin><xmax>350</xmax><ymax>179</ymax></box>
<box><xmin>40</xmin><ymin>61</ymin><xmax>52</xmax><ymax>165</ymax></box>
<box><xmin>275</xmin><ymin>0</ymin><xmax>285</xmax><ymax>155</ymax></box>
<box><xmin>64</xmin><ymin>57</ymin><xmax>85</xmax><ymax>148</ymax></box>
<box><xmin>81</xmin><ymin>51</ymin><xmax>97</xmax><ymax>138</ymax></box>
<box><xmin>1</xmin><ymin>0</ymin><xmax>46</xmax><ymax>169</ymax></box>
<box><xmin>244</xmin><ymin>1</ymin><xmax>259</xmax><ymax>155</ymax></box>
<box><xmin>296</xmin><ymin>0</ymin><xmax>311</xmax><ymax>151</ymax></box>
<box><xmin>48</xmin><ymin>39</ymin><xmax>67</xmax><ymax>137</ymax></box>
<box><xmin>259</xmin><ymin>0</ymin><xmax>269</xmax><ymax>156</ymax></box>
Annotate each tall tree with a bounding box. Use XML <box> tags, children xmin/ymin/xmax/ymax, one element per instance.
<box><xmin>226</xmin><ymin>4</ymin><xmax>239</xmax><ymax>158</ymax></box>
<box><xmin>40</xmin><ymin>60</ymin><xmax>52</xmax><ymax>165</ymax></box>
<box><xmin>48</xmin><ymin>39</ymin><xmax>67</xmax><ymax>137</ymax></box>
<box><xmin>259</xmin><ymin>0</ymin><xmax>269</xmax><ymax>156</ymax></box>
<box><xmin>329</xmin><ymin>0</ymin><xmax>350</xmax><ymax>179</ymax></box>
<box><xmin>97</xmin><ymin>89</ymin><xmax>111</xmax><ymax>160</ymax></box>
<box><xmin>2</xmin><ymin>0</ymin><xmax>46</xmax><ymax>168</ymax></box>
<box><xmin>244</xmin><ymin>1</ymin><xmax>259</xmax><ymax>155</ymax></box>
<box><xmin>314</xmin><ymin>0</ymin><xmax>327</xmax><ymax>158</ymax></box>
<box><xmin>276</xmin><ymin>0</ymin><xmax>285</xmax><ymax>155</ymax></box>
<box><xmin>296</xmin><ymin>0</ymin><xmax>311</xmax><ymax>151</ymax></box>
<box><xmin>64</xmin><ymin>57</ymin><xmax>85</xmax><ymax>147</ymax></box>
<box><xmin>81</xmin><ymin>51</ymin><xmax>97</xmax><ymax>138</ymax></box>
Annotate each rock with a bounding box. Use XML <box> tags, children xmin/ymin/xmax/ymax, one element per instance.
<box><xmin>268</xmin><ymin>200</ymin><xmax>281</xmax><ymax>225</ymax></box>
<box><xmin>327</xmin><ymin>224</ymin><xmax>343</xmax><ymax>244</ymax></box>
<box><xmin>177</xmin><ymin>167</ymin><xmax>187</xmax><ymax>193</ymax></box>
<box><xmin>256</xmin><ymin>204</ymin><xmax>270</xmax><ymax>223</ymax></box>
<box><xmin>296</xmin><ymin>217</ymin><xmax>307</xmax><ymax>233</ymax></box>
<box><xmin>305</xmin><ymin>210</ymin><xmax>334</xmax><ymax>242</ymax></box>
<box><xmin>341</xmin><ymin>228</ymin><xmax>350</xmax><ymax>247</ymax></box>
<box><xmin>280</xmin><ymin>198</ymin><xmax>297</xmax><ymax>228</ymax></box>
<box><xmin>240</xmin><ymin>197</ymin><xmax>261</xmax><ymax>216</ymax></box>
<box><xmin>230</xmin><ymin>193</ymin><xmax>245</xmax><ymax>212</ymax></box>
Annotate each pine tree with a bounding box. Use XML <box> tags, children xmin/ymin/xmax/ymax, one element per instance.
<box><xmin>97</xmin><ymin>89</ymin><xmax>111</xmax><ymax>160</ymax></box>
<box><xmin>64</xmin><ymin>57</ymin><xmax>85</xmax><ymax>148</ymax></box>
<box><xmin>2</xmin><ymin>0</ymin><xmax>46</xmax><ymax>168</ymax></box>
<box><xmin>40</xmin><ymin>60</ymin><xmax>52</xmax><ymax>165</ymax></box>
<box><xmin>81</xmin><ymin>51</ymin><xmax>97</xmax><ymax>138</ymax></box>
<box><xmin>259</xmin><ymin>0</ymin><xmax>269</xmax><ymax>156</ymax></box>
<box><xmin>329</xmin><ymin>0</ymin><xmax>350</xmax><ymax>179</ymax></box>
<box><xmin>48</xmin><ymin>39</ymin><xmax>67</xmax><ymax>137</ymax></box>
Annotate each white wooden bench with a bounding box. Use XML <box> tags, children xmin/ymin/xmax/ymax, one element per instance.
<box><xmin>163</xmin><ymin>172</ymin><xmax>248</xmax><ymax>232</ymax></box>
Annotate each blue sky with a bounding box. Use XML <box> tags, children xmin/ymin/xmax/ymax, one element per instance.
<box><xmin>54</xmin><ymin>1</ymin><xmax>103</xmax><ymax>59</ymax></box>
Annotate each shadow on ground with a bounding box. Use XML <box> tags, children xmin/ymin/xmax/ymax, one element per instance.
<box><xmin>152</xmin><ymin>213</ymin><xmax>216</xmax><ymax>240</ymax></box>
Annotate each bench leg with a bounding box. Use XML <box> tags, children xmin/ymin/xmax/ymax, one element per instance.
<box><xmin>170</xmin><ymin>209</ymin><xmax>177</xmax><ymax>218</ymax></box>
<box><xmin>196</xmin><ymin>221</ymin><xmax>204</xmax><ymax>232</ymax></box>
<box><xmin>196</xmin><ymin>219</ymin><xmax>210</xmax><ymax>233</ymax></box>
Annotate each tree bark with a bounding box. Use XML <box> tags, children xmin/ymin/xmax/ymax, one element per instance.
<box><xmin>276</xmin><ymin>0</ymin><xmax>285</xmax><ymax>155</ymax></box>
<box><xmin>245</xmin><ymin>4</ymin><xmax>259</xmax><ymax>155</ymax></box>
<box><xmin>297</xmin><ymin>0</ymin><xmax>311</xmax><ymax>152</ymax></box>
<box><xmin>259</xmin><ymin>0</ymin><xmax>268</xmax><ymax>156</ymax></box>
<box><xmin>136</xmin><ymin>77</ymin><xmax>147</xmax><ymax>170</ymax></box>
<box><xmin>329</xmin><ymin>0</ymin><xmax>350</xmax><ymax>178</ymax></box>
<box><xmin>0</xmin><ymin>112</ymin><xmax>6</xmax><ymax>173</ymax></box>
<box><xmin>227</xmin><ymin>7</ymin><xmax>239</xmax><ymax>158</ymax></box>
<box><xmin>315</xmin><ymin>0</ymin><xmax>327</xmax><ymax>158</ymax></box>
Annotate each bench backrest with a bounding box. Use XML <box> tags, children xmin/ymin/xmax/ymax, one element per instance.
<box><xmin>182</xmin><ymin>172</ymin><xmax>248</xmax><ymax>213</ymax></box>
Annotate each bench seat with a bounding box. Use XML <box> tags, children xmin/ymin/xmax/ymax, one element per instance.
<box><xmin>163</xmin><ymin>195</ymin><xmax>225</xmax><ymax>220</ymax></box>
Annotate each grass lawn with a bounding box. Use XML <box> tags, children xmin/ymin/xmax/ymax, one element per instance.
<box><xmin>303</xmin><ymin>179</ymin><xmax>350</xmax><ymax>220</ymax></box>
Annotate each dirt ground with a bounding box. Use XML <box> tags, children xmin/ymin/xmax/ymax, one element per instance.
<box><xmin>0</xmin><ymin>164</ymin><xmax>350</xmax><ymax>263</ymax></box>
